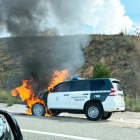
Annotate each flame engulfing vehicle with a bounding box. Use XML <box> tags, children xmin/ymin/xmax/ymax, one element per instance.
<box><xmin>11</xmin><ymin>69</ymin><xmax>125</xmax><ymax>121</ymax></box>
<box><xmin>32</xmin><ymin>77</ymin><xmax>125</xmax><ymax>121</ymax></box>
<box><xmin>32</xmin><ymin>90</ymin><xmax>61</xmax><ymax>116</ymax></box>
<box><xmin>11</xmin><ymin>69</ymin><xmax>69</xmax><ymax>117</ymax></box>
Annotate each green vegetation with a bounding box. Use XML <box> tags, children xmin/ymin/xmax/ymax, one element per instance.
<box><xmin>119</xmin><ymin>31</ymin><xmax>124</xmax><ymax>36</ymax></box>
<box><xmin>138</xmin><ymin>126</ymin><xmax>140</xmax><ymax>129</ymax></box>
<box><xmin>0</xmin><ymin>90</ymin><xmax>22</xmax><ymax>106</ymax></box>
<box><xmin>124</xmin><ymin>39</ymin><xmax>137</xmax><ymax>51</ymax></box>
<box><xmin>92</xmin><ymin>61</ymin><xmax>111</xmax><ymax>78</ymax></box>
<box><xmin>125</xmin><ymin>95</ymin><xmax>140</xmax><ymax>112</ymax></box>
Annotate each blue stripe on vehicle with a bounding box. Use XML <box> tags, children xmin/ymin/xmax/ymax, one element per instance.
<box><xmin>90</xmin><ymin>92</ymin><xmax>110</xmax><ymax>102</ymax></box>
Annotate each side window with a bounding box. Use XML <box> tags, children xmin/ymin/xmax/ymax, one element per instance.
<box><xmin>117</xmin><ymin>84</ymin><xmax>122</xmax><ymax>91</ymax></box>
<box><xmin>53</xmin><ymin>82</ymin><xmax>71</xmax><ymax>92</ymax></box>
<box><xmin>90</xmin><ymin>80</ymin><xmax>105</xmax><ymax>91</ymax></box>
<box><xmin>71</xmin><ymin>81</ymin><xmax>90</xmax><ymax>91</ymax></box>
<box><xmin>53</xmin><ymin>85</ymin><xmax>59</xmax><ymax>92</ymax></box>
<box><xmin>113</xmin><ymin>83</ymin><xmax>122</xmax><ymax>91</ymax></box>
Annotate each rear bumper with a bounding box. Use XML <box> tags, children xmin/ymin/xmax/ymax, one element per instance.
<box><xmin>102</xmin><ymin>98</ymin><xmax>125</xmax><ymax>112</ymax></box>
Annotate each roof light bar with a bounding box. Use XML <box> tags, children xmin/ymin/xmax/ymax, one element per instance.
<box><xmin>72</xmin><ymin>77</ymin><xmax>85</xmax><ymax>80</ymax></box>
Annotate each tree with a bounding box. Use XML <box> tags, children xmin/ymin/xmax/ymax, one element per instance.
<box><xmin>119</xmin><ymin>29</ymin><xmax>124</xmax><ymax>36</ymax></box>
<box><xmin>92</xmin><ymin>61</ymin><xmax>111</xmax><ymax>78</ymax></box>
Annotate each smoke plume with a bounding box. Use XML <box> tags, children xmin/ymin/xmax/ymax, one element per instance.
<box><xmin>0</xmin><ymin>0</ymin><xmax>48</xmax><ymax>36</ymax></box>
<box><xmin>6</xmin><ymin>35</ymin><xmax>90</xmax><ymax>93</ymax></box>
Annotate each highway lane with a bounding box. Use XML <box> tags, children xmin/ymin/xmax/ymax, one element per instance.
<box><xmin>14</xmin><ymin>114</ymin><xmax>140</xmax><ymax>140</ymax></box>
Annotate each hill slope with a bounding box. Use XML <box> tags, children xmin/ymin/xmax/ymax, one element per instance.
<box><xmin>78</xmin><ymin>35</ymin><xmax>140</xmax><ymax>98</ymax></box>
<box><xmin>0</xmin><ymin>35</ymin><xmax>140</xmax><ymax>98</ymax></box>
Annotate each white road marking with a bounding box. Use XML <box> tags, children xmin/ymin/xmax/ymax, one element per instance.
<box><xmin>21</xmin><ymin>129</ymin><xmax>98</xmax><ymax>140</ymax></box>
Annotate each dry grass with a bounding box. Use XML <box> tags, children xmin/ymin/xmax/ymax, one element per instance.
<box><xmin>124</xmin><ymin>38</ymin><xmax>137</xmax><ymax>51</ymax></box>
<box><xmin>0</xmin><ymin>90</ymin><xmax>22</xmax><ymax>106</ymax></box>
<box><xmin>125</xmin><ymin>95</ymin><xmax>140</xmax><ymax>112</ymax></box>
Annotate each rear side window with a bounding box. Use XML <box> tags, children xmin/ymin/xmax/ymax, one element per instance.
<box><xmin>90</xmin><ymin>80</ymin><xmax>105</xmax><ymax>91</ymax></box>
<box><xmin>113</xmin><ymin>83</ymin><xmax>121</xmax><ymax>91</ymax></box>
<box><xmin>53</xmin><ymin>82</ymin><xmax>71</xmax><ymax>92</ymax></box>
<box><xmin>71</xmin><ymin>81</ymin><xmax>90</xmax><ymax>91</ymax></box>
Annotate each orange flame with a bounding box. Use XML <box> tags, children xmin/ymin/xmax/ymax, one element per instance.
<box><xmin>11</xmin><ymin>69</ymin><xmax>69</xmax><ymax>116</ymax></box>
<box><xmin>47</xmin><ymin>69</ymin><xmax>69</xmax><ymax>91</ymax></box>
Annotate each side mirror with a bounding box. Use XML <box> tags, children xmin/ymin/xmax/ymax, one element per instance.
<box><xmin>0</xmin><ymin>110</ymin><xmax>23</xmax><ymax>140</ymax></box>
<box><xmin>50</xmin><ymin>88</ymin><xmax>53</xmax><ymax>93</ymax></box>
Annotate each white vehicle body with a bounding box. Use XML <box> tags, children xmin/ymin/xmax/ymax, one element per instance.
<box><xmin>32</xmin><ymin>77</ymin><xmax>125</xmax><ymax>121</ymax></box>
<box><xmin>47</xmin><ymin>78</ymin><xmax>125</xmax><ymax>113</ymax></box>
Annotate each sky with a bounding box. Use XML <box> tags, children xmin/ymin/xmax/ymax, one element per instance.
<box><xmin>120</xmin><ymin>0</ymin><xmax>140</xmax><ymax>25</ymax></box>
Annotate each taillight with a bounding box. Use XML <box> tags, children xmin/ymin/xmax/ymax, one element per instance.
<box><xmin>108</xmin><ymin>87</ymin><xmax>117</xmax><ymax>96</ymax></box>
<box><xmin>111</xmin><ymin>87</ymin><xmax>115</xmax><ymax>92</ymax></box>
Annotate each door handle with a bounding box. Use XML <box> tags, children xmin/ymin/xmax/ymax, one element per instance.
<box><xmin>83</xmin><ymin>93</ymin><xmax>88</xmax><ymax>95</ymax></box>
<box><xmin>64</xmin><ymin>94</ymin><xmax>69</xmax><ymax>96</ymax></box>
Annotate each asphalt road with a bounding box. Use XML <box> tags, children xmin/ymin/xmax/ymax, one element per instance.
<box><xmin>14</xmin><ymin>114</ymin><xmax>140</xmax><ymax>140</ymax></box>
<box><xmin>1</xmin><ymin>104</ymin><xmax>140</xmax><ymax>140</ymax></box>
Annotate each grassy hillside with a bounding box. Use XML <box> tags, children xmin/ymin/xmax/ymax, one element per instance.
<box><xmin>0</xmin><ymin>35</ymin><xmax>140</xmax><ymax>111</ymax></box>
<box><xmin>78</xmin><ymin>35</ymin><xmax>140</xmax><ymax>96</ymax></box>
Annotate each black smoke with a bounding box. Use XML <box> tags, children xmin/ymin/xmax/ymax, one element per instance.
<box><xmin>0</xmin><ymin>0</ymin><xmax>87</xmax><ymax>36</ymax></box>
<box><xmin>0</xmin><ymin>0</ymin><xmax>47</xmax><ymax>36</ymax></box>
<box><xmin>0</xmin><ymin>0</ymin><xmax>91</xmax><ymax>93</ymax></box>
<box><xmin>7</xmin><ymin>36</ymin><xmax>91</xmax><ymax>93</ymax></box>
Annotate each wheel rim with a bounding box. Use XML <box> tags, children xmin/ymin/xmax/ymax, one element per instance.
<box><xmin>88</xmin><ymin>106</ymin><xmax>99</xmax><ymax>118</ymax></box>
<box><xmin>34</xmin><ymin>104</ymin><xmax>44</xmax><ymax>115</ymax></box>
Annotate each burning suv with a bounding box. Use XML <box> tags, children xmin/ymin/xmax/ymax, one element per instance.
<box><xmin>31</xmin><ymin>77</ymin><xmax>125</xmax><ymax>121</ymax></box>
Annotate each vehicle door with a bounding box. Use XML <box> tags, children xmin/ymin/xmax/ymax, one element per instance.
<box><xmin>70</xmin><ymin>80</ymin><xmax>90</xmax><ymax>110</ymax></box>
<box><xmin>48</xmin><ymin>82</ymin><xmax>71</xmax><ymax>109</ymax></box>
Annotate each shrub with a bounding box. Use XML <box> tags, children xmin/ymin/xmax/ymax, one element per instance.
<box><xmin>92</xmin><ymin>61</ymin><xmax>111</xmax><ymax>78</ymax></box>
<box><xmin>125</xmin><ymin>95</ymin><xmax>140</xmax><ymax>112</ymax></box>
<box><xmin>0</xmin><ymin>90</ymin><xmax>22</xmax><ymax>106</ymax></box>
<box><xmin>124</xmin><ymin>39</ymin><xmax>137</xmax><ymax>51</ymax></box>
<box><xmin>119</xmin><ymin>32</ymin><xmax>124</xmax><ymax>36</ymax></box>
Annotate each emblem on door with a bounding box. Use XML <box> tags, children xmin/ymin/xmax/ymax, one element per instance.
<box><xmin>56</xmin><ymin>96</ymin><xmax>59</xmax><ymax>101</ymax></box>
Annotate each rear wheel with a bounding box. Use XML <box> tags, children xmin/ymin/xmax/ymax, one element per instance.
<box><xmin>101</xmin><ymin>112</ymin><xmax>112</xmax><ymax>120</ymax></box>
<box><xmin>85</xmin><ymin>103</ymin><xmax>103</xmax><ymax>121</ymax></box>
<box><xmin>32</xmin><ymin>103</ymin><xmax>45</xmax><ymax>116</ymax></box>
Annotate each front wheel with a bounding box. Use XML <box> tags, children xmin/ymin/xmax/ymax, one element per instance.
<box><xmin>85</xmin><ymin>103</ymin><xmax>103</xmax><ymax>121</ymax></box>
<box><xmin>101</xmin><ymin>112</ymin><xmax>112</xmax><ymax>120</ymax></box>
<box><xmin>32</xmin><ymin>103</ymin><xmax>45</xmax><ymax>116</ymax></box>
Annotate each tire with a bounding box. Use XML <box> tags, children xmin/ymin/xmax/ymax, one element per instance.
<box><xmin>85</xmin><ymin>103</ymin><xmax>103</xmax><ymax>121</ymax></box>
<box><xmin>101</xmin><ymin>112</ymin><xmax>112</xmax><ymax>120</ymax></box>
<box><xmin>32</xmin><ymin>103</ymin><xmax>45</xmax><ymax>116</ymax></box>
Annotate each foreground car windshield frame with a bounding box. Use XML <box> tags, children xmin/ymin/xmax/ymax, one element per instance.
<box><xmin>0</xmin><ymin>110</ymin><xmax>23</xmax><ymax>140</ymax></box>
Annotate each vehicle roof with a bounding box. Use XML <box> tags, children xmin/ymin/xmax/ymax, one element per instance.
<box><xmin>61</xmin><ymin>78</ymin><xmax>120</xmax><ymax>83</ymax></box>
<box><xmin>109</xmin><ymin>78</ymin><xmax>120</xmax><ymax>82</ymax></box>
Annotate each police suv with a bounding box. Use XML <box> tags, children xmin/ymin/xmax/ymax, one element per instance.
<box><xmin>32</xmin><ymin>77</ymin><xmax>125</xmax><ymax>121</ymax></box>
